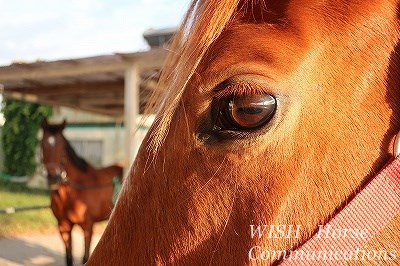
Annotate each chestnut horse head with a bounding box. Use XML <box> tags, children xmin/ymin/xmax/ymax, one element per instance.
<box><xmin>41</xmin><ymin>119</ymin><xmax>71</xmax><ymax>188</ymax></box>
<box><xmin>88</xmin><ymin>0</ymin><xmax>400</xmax><ymax>264</ymax></box>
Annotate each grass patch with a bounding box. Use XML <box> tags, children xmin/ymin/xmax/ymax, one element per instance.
<box><xmin>0</xmin><ymin>179</ymin><xmax>56</xmax><ymax>236</ymax></box>
<box><xmin>0</xmin><ymin>179</ymin><xmax>108</xmax><ymax>236</ymax></box>
<box><xmin>0</xmin><ymin>208</ymin><xmax>57</xmax><ymax>236</ymax></box>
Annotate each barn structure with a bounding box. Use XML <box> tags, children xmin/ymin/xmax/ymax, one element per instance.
<box><xmin>0</xmin><ymin>28</ymin><xmax>174</xmax><ymax>177</ymax></box>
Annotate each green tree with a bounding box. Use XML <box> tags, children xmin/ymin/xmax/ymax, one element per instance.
<box><xmin>1</xmin><ymin>99</ymin><xmax>52</xmax><ymax>176</ymax></box>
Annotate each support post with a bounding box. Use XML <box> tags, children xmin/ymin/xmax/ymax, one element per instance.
<box><xmin>124</xmin><ymin>63</ymin><xmax>140</xmax><ymax>176</ymax></box>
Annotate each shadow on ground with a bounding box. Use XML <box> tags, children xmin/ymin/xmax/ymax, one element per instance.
<box><xmin>0</xmin><ymin>231</ymin><xmax>102</xmax><ymax>266</ymax></box>
<box><xmin>0</xmin><ymin>236</ymin><xmax>65</xmax><ymax>266</ymax></box>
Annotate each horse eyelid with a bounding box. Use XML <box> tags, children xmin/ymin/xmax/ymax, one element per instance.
<box><xmin>213</xmin><ymin>80</ymin><xmax>272</xmax><ymax>98</ymax></box>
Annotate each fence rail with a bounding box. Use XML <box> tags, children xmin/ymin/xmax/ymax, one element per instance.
<box><xmin>0</xmin><ymin>205</ymin><xmax>49</xmax><ymax>214</ymax></box>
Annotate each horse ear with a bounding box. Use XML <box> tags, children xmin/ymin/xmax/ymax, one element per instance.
<box><xmin>41</xmin><ymin>119</ymin><xmax>48</xmax><ymax>129</ymax></box>
<box><xmin>61</xmin><ymin>119</ymin><xmax>66</xmax><ymax>130</ymax></box>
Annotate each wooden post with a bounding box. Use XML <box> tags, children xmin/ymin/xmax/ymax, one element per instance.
<box><xmin>124</xmin><ymin>63</ymin><xmax>140</xmax><ymax>176</ymax></box>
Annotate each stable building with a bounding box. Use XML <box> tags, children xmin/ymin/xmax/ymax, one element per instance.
<box><xmin>0</xmin><ymin>28</ymin><xmax>175</xmax><ymax>182</ymax></box>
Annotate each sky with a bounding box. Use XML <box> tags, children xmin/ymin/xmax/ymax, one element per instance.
<box><xmin>0</xmin><ymin>0</ymin><xmax>190</xmax><ymax>66</ymax></box>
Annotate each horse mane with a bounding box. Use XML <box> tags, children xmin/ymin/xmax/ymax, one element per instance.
<box><xmin>146</xmin><ymin>0</ymin><xmax>243</xmax><ymax>153</ymax></box>
<box><xmin>63</xmin><ymin>136</ymin><xmax>89</xmax><ymax>172</ymax></box>
<box><xmin>46</xmin><ymin>124</ymin><xmax>65</xmax><ymax>134</ymax></box>
<box><xmin>146</xmin><ymin>0</ymin><xmax>291</xmax><ymax>154</ymax></box>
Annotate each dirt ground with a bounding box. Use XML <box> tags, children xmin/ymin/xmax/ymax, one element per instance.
<box><xmin>0</xmin><ymin>229</ymin><xmax>102</xmax><ymax>266</ymax></box>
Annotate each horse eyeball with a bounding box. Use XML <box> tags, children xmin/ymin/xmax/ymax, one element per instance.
<box><xmin>217</xmin><ymin>94</ymin><xmax>276</xmax><ymax>130</ymax></box>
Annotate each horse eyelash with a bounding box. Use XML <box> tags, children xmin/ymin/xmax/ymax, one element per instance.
<box><xmin>213</xmin><ymin>80</ymin><xmax>272</xmax><ymax>99</ymax></box>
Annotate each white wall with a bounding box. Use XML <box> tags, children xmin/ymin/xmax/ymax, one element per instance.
<box><xmin>62</xmin><ymin>116</ymin><xmax>154</xmax><ymax>168</ymax></box>
<box><xmin>63</xmin><ymin>126</ymin><xmax>126</xmax><ymax>166</ymax></box>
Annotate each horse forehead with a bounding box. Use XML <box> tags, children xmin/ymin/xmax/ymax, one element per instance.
<box><xmin>241</xmin><ymin>0</ymin><xmax>394</xmax><ymax>28</ymax></box>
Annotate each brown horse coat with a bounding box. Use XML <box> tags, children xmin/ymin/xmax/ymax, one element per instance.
<box><xmin>41</xmin><ymin>120</ymin><xmax>123</xmax><ymax>265</ymax></box>
<box><xmin>88</xmin><ymin>0</ymin><xmax>400</xmax><ymax>265</ymax></box>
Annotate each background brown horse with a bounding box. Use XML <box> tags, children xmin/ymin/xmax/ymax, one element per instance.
<box><xmin>88</xmin><ymin>0</ymin><xmax>400</xmax><ymax>265</ymax></box>
<box><xmin>41</xmin><ymin>120</ymin><xmax>123</xmax><ymax>266</ymax></box>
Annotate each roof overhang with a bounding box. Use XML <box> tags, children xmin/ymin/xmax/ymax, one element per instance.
<box><xmin>0</xmin><ymin>48</ymin><xmax>167</xmax><ymax>117</ymax></box>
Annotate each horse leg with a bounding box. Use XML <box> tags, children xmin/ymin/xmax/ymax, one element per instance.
<box><xmin>81</xmin><ymin>222</ymin><xmax>94</xmax><ymax>264</ymax></box>
<box><xmin>58</xmin><ymin>222</ymin><xmax>73</xmax><ymax>266</ymax></box>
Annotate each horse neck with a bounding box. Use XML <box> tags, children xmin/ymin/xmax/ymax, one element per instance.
<box><xmin>61</xmin><ymin>139</ymin><xmax>94</xmax><ymax>180</ymax></box>
<box><xmin>62</xmin><ymin>155</ymin><xmax>91</xmax><ymax>172</ymax></box>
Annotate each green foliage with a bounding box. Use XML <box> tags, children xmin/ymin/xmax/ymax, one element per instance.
<box><xmin>1</xmin><ymin>99</ymin><xmax>52</xmax><ymax>176</ymax></box>
<box><xmin>0</xmin><ymin>127</ymin><xmax>3</xmax><ymax>172</ymax></box>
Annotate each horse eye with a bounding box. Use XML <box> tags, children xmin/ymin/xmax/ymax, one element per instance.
<box><xmin>214</xmin><ymin>94</ymin><xmax>276</xmax><ymax>130</ymax></box>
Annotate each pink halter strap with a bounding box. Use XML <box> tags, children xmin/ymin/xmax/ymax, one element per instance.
<box><xmin>279</xmin><ymin>157</ymin><xmax>400</xmax><ymax>265</ymax></box>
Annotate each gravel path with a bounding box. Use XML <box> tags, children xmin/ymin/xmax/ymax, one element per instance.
<box><xmin>0</xmin><ymin>229</ymin><xmax>102</xmax><ymax>266</ymax></box>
